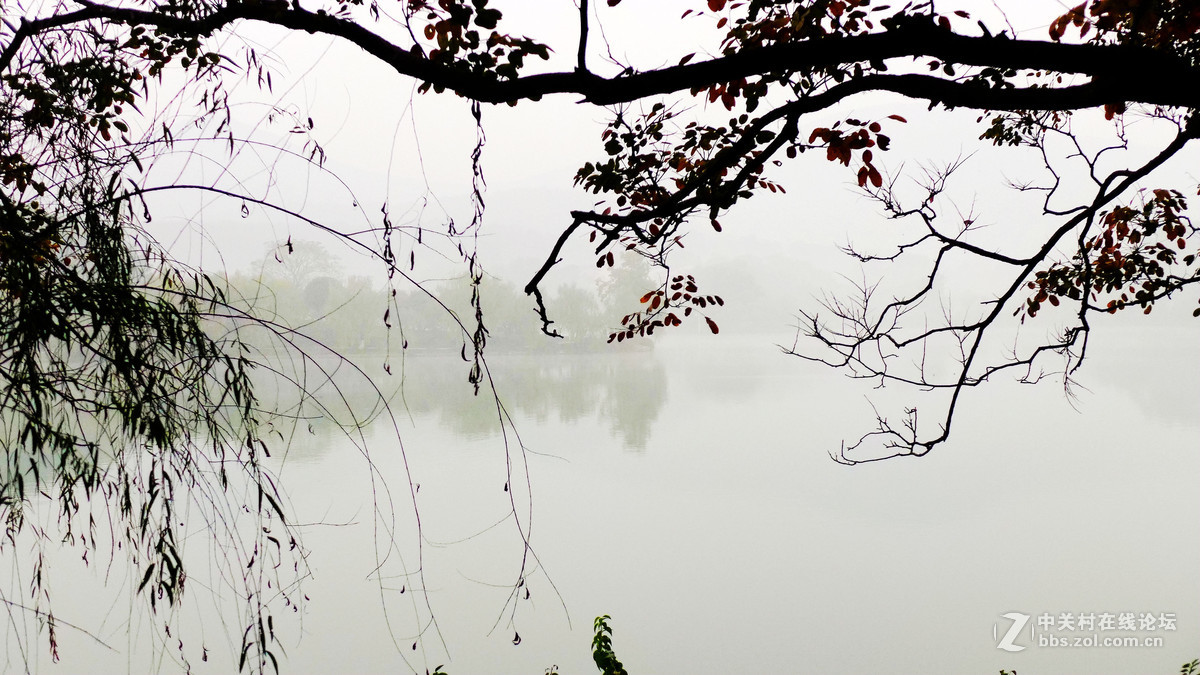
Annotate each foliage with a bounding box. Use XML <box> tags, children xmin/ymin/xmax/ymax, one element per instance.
<box><xmin>1022</xmin><ymin>188</ymin><xmax>1196</xmax><ymax>320</ymax></box>
<box><xmin>591</xmin><ymin>614</ymin><xmax>629</xmax><ymax>675</ymax></box>
<box><xmin>0</xmin><ymin>16</ymin><xmax>300</xmax><ymax>667</ymax></box>
<box><xmin>1000</xmin><ymin>665</ymin><xmax>1200</xmax><ymax>675</ymax></box>
<box><xmin>233</xmin><ymin>250</ymin><xmax>632</xmax><ymax>355</ymax></box>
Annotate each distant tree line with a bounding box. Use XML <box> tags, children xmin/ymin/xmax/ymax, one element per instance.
<box><xmin>223</xmin><ymin>241</ymin><xmax>660</xmax><ymax>356</ymax></box>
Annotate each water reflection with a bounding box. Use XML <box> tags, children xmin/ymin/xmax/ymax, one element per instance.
<box><xmin>6</xmin><ymin>329</ymin><xmax>1198</xmax><ymax>675</ymax></box>
<box><xmin>265</xmin><ymin>349</ymin><xmax>669</xmax><ymax>456</ymax></box>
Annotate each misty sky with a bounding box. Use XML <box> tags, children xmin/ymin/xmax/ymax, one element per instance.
<box><xmin>8</xmin><ymin>2</ymin><xmax>1198</xmax><ymax>673</ymax></box>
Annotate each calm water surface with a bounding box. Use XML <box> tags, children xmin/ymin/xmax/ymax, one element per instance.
<box><xmin>6</xmin><ymin>323</ymin><xmax>1198</xmax><ymax>675</ymax></box>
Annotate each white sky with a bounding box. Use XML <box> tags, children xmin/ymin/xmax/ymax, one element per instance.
<box><xmin>11</xmin><ymin>2</ymin><xmax>1198</xmax><ymax>672</ymax></box>
<box><xmin>154</xmin><ymin>1</ymin><xmax>1069</xmax><ymax>272</ymax></box>
<box><xmin>134</xmin><ymin>0</ymin><xmax>1199</xmax><ymax>345</ymax></box>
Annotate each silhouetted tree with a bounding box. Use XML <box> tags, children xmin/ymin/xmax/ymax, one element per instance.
<box><xmin>2</xmin><ymin>0</ymin><xmax>1199</xmax><ymax>670</ymax></box>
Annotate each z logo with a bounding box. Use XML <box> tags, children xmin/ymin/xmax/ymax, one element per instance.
<box><xmin>995</xmin><ymin>612</ymin><xmax>1030</xmax><ymax>652</ymax></box>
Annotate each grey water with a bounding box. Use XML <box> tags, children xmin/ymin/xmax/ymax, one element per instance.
<box><xmin>7</xmin><ymin>321</ymin><xmax>1199</xmax><ymax>675</ymax></box>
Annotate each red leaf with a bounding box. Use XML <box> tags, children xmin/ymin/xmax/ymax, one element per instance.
<box><xmin>887</xmin><ymin>114</ymin><xmax>907</xmax><ymax>123</ymax></box>
<box><xmin>708</xmin><ymin>0</ymin><xmax>725</xmax><ymax>11</ymax></box>
<box><xmin>1049</xmin><ymin>23</ymin><xmax>1063</xmax><ymax>41</ymax></box>
<box><xmin>705</xmin><ymin>317</ymin><xmax>719</xmax><ymax>334</ymax></box>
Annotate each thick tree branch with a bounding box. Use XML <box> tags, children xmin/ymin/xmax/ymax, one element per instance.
<box><xmin>576</xmin><ymin>0</ymin><xmax>588</xmax><ymax>74</ymax></box>
<box><xmin>523</xmin><ymin>216</ymin><xmax>585</xmax><ymax>339</ymax></box>
<box><xmin>8</xmin><ymin>3</ymin><xmax>1200</xmax><ymax>111</ymax></box>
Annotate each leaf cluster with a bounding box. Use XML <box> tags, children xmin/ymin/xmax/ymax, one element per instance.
<box><xmin>409</xmin><ymin>0</ymin><xmax>550</xmax><ymax>92</ymax></box>
<box><xmin>608</xmin><ymin>273</ymin><xmax>723</xmax><ymax>343</ymax></box>
<box><xmin>591</xmin><ymin>615</ymin><xmax>629</xmax><ymax>675</ymax></box>
<box><xmin>1051</xmin><ymin>0</ymin><xmax>1200</xmax><ymax>65</ymax></box>
<box><xmin>1023</xmin><ymin>188</ymin><xmax>1197</xmax><ymax>318</ymax></box>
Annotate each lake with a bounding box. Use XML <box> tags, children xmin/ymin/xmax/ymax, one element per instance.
<box><xmin>5</xmin><ymin>319</ymin><xmax>1198</xmax><ymax>675</ymax></box>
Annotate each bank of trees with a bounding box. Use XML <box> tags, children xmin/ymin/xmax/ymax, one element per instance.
<box><xmin>228</xmin><ymin>241</ymin><xmax>659</xmax><ymax>354</ymax></box>
<box><xmin>2</xmin><ymin>0</ymin><xmax>1199</xmax><ymax>671</ymax></box>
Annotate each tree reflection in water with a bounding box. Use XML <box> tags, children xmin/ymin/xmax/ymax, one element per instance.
<box><xmin>263</xmin><ymin>350</ymin><xmax>668</xmax><ymax>459</ymax></box>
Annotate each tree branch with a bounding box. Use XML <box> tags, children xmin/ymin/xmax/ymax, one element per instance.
<box><xmin>10</xmin><ymin>3</ymin><xmax>1200</xmax><ymax>110</ymax></box>
<box><xmin>576</xmin><ymin>0</ymin><xmax>588</xmax><ymax>74</ymax></box>
<box><xmin>790</xmin><ymin>117</ymin><xmax>1200</xmax><ymax>462</ymax></box>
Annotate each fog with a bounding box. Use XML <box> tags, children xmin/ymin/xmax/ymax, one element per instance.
<box><xmin>4</xmin><ymin>2</ymin><xmax>1199</xmax><ymax>673</ymax></box>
